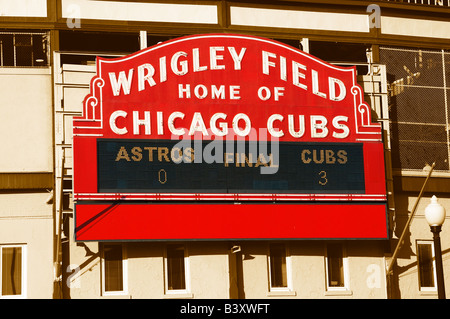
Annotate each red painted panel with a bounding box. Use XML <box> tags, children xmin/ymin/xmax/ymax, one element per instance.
<box><xmin>75</xmin><ymin>203</ymin><xmax>388</xmax><ymax>241</ymax></box>
<box><xmin>363</xmin><ymin>142</ymin><xmax>386</xmax><ymax>195</ymax></box>
<box><xmin>72</xmin><ymin>137</ymin><xmax>98</xmax><ymax>194</ymax></box>
<box><xmin>74</xmin><ymin>34</ymin><xmax>382</xmax><ymax>143</ymax></box>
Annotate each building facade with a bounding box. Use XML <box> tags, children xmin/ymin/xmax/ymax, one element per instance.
<box><xmin>0</xmin><ymin>0</ymin><xmax>449</xmax><ymax>299</ymax></box>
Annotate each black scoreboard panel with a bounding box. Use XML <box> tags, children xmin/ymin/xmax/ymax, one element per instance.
<box><xmin>97</xmin><ymin>139</ymin><xmax>365</xmax><ymax>193</ymax></box>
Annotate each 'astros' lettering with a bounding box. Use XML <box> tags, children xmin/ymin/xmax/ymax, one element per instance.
<box><xmin>115</xmin><ymin>146</ymin><xmax>195</xmax><ymax>163</ymax></box>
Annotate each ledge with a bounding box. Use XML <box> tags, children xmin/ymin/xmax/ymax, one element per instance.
<box><xmin>163</xmin><ymin>292</ymin><xmax>194</xmax><ymax>299</ymax></box>
<box><xmin>0</xmin><ymin>172</ymin><xmax>53</xmax><ymax>190</ymax></box>
<box><xmin>393</xmin><ymin>175</ymin><xmax>450</xmax><ymax>194</ymax></box>
<box><xmin>324</xmin><ymin>289</ymin><xmax>353</xmax><ymax>296</ymax></box>
<box><xmin>267</xmin><ymin>290</ymin><xmax>297</xmax><ymax>297</ymax></box>
<box><xmin>419</xmin><ymin>290</ymin><xmax>438</xmax><ymax>296</ymax></box>
<box><xmin>0</xmin><ymin>67</ymin><xmax>51</xmax><ymax>75</ymax></box>
<box><xmin>101</xmin><ymin>294</ymin><xmax>132</xmax><ymax>299</ymax></box>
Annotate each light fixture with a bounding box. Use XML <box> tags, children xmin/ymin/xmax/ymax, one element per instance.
<box><xmin>424</xmin><ymin>195</ymin><xmax>446</xmax><ymax>299</ymax></box>
<box><xmin>425</xmin><ymin>195</ymin><xmax>446</xmax><ymax>226</ymax></box>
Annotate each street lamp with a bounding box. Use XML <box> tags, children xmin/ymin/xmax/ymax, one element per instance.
<box><xmin>425</xmin><ymin>195</ymin><xmax>446</xmax><ymax>299</ymax></box>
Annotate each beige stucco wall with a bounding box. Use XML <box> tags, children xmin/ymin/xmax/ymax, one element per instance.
<box><xmin>0</xmin><ymin>192</ymin><xmax>53</xmax><ymax>298</ymax></box>
<box><xmin>392</xmin><ymin>194</ymin><xmax>450</xmax><ymax>299</ymax></box>
<box><xmin>0</xmin><ymin>68</ymin><xmax>53</xmax><ymax>173</ymax></box>
<box><xmin>67</xmin><ymin>212</ymin><xmax>388</xmax><ymax>299</ymax></box>
<box><xmin>239</xmin><ymin>241</ymin><xmax>387</xmax><ymax>299</ymax></box>
<box><xmin>66</xmin><ymin>216</ymin><xmax>232</xmax><ymax>299</ymax></box>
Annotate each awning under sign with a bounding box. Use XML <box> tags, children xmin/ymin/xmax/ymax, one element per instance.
<box><xmin>74</xmin><ymin>202</ymin><xmax>388</xmax><ymax>241</ymax></box>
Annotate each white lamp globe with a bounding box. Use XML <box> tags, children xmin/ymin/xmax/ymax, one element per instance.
<box><xmin>425</xmin><ymin>195</ymin><xmax>446</xmax><ymax>227</ymax></box>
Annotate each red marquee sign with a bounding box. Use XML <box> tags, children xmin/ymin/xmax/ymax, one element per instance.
<box><xmin>73</xmin><ymin>34</ymin><xmax>387</xmax><ymax>241</ymax></box>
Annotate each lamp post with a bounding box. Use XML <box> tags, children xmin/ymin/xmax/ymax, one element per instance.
<box><xmin>425</xmin><ymin>195</ymin><xmax>446</xmax><ymax>299</ymax></box>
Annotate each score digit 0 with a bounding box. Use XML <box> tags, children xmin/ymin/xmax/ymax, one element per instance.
<box><xmin>158</xmin><ymin>169</ymin><xmax>167</xmax><ymax>184</ymax></box>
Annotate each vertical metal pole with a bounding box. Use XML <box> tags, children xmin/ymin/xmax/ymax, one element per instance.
<box><xmin>13</xmin><ymin>34</ymin><xmax>16</xmax><ymax>67</ymax></box>
<box><xmin>431</xmin><ymin>225</ymin><xmax>446</xmax><ymax>299</ymax></box>
<box><xmin>53</xmin><ymin>151</ymin><xmax>64</xmax><ymax>298</ymax></box>
<box><xmin>300</xmin><ymin>38</ymin><xmax>309</xmax><ymax>53</ymax></box>
<box><xmin>441</xmin><ymin>50</ymin><xmax>450</xmax><ymax>171</ymax></box>
<box><xmin>30</xmin><ymin>34</ymin><xmax>34</xmax><ymax>67</ymax></box>
<box><xmin>139</xmin><ymin>30</ymin><xmax>147</xmax><ymax>50</ymax></box>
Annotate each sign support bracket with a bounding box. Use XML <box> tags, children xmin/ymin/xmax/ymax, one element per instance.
<box><xmin>386</xmin><ymin>162</ymin><xmax>435</xmax><ymax>277</ymax></box>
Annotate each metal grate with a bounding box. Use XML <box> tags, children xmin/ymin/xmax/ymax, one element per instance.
<box><xmin>380</xmin><ymin>47</ymin><xmax>450</xmax><ymax>172</ymax></box>
<box><xmin>0</xmin><ymin>32</ymin><xmax>49</xmax><ymax>67</ymax></box>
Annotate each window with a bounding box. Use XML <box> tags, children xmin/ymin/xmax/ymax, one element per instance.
<box><xmin>268</xmin><ymin>243</ymin><xmax>292</xmax><ymax>292</ymax></box>
<box><xmin>0</xmin><ymin>32</ymin><xmax>49</xmax><ymax>67</ymax></box>
<box><xmin>269</xmin><ymin>244</ymin><xmax>287</xmax><ymax>289</ymax></box>
<box><xmin>1</xmin><ymin>245</ymin><xmax>26</xmax><ymax>298</ymax></box>
<box><xmin>101</xmin><ymin>244</ymin><xmax>127</xmax><ymax>295</ymax></box>
<box><xmin>59</xmin><ymin>31</ymin><xmax>140</xmax><ymax>53</ymax></box>
<box><xmin>325</xmin><ymin>243</ymin><xmax>349</xmax><ymax>291</ymax></box>
<box><xmin>309</xmin><ymin>40</ymin><xmax>370</xmax><ymax>75</ymax></box>
<box><xmin>417</xmin><ymin>241</ymin><xmax>437</xmax><ymax>291</ymax></box>
<box><xmin>165</xmin><ymin>244</ymin><xmax>189</xmax><ymax>294</ymax></box>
